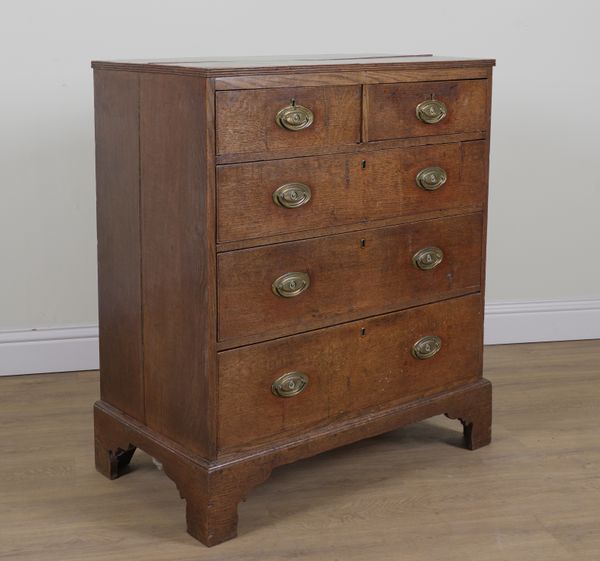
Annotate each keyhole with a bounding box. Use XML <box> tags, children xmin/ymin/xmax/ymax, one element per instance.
<box><xmin>360</xmin><ymin>239</ymin><xmax>366</xmax><ymax>248</ymax></box>
<box><xmin>360</xmin><ymin>327</ymin><xmax>366</xmax><ymax>336</ymax></box>
<box><xmin>361</xmin><ymin>160</ymin><xmax>367</xmax><ymax>169</ymax></box>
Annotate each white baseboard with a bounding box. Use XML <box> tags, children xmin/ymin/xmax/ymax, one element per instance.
<box><xmin>1</xmin><ymin>298</ymin><xmax>599</xmax><ymax>376</ymax></box>
<box><xmin>484</xmin><ymin>298</ymin><xmax>600</xmax><ymax>345</ymax></box>
<box><xmin>0</xmin><ymin>325</ymin><xmax>99</xmax><ymax>376</ymax></box>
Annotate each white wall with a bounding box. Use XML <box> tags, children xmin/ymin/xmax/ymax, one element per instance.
<box><xmin>1</xmin><ymin>0</ymin><xmax>599</xmax><ymax>372</ymax></box>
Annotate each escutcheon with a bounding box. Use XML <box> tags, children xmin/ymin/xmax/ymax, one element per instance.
<box><xmin>272</xmin><ymin>182</ymin><xmax>312</xmax><ymax>208</ymax></box>
<box><xmin>416</xmin><ymin>99</ymin><xmax>448</xmax><ymax>124</ymax></box>
<box><xmin>412</xmin><ymin>246</ymin><xmax>444</xmax><ymax>270</ymax></box>
<box><xmin>272</xmin><ymin>371</ymin><xmax>309</xmax><ymax>397</ymax></box>
<box><xmin>275</xmin><ymin>100</ymin><xmax>314</xmax><ymax>131</ymax></box>
<box><xmin>416</xmin><ymin>166</ymin><xmax>447</xmax><ymax>191</ymax></box>
<box><xmin>411</xmin><ymin>335</ymin><xmax>442</xmax><ymax>360</ymax></box>
<box><xmin>272</xmin><ymin>271</ymin><xmax>310</xmax><ymax>298</ymax></box>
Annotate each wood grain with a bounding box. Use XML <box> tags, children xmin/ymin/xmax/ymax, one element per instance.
<box><xmin>217</xmin><ymin>212</ymin><xmax>483</xmax><ymax>344</ymax></box>
<box><xmin>94</xmin><ymin>376</ymin><xmax>490</xmax><ymax>546</ymax></box>
<box><xmin>215</xmin><ymin>130</ymin><xmax>486</xmax><ymax>165</ymax></box>
<box><xmin>91</xmin><ymin>54</ymin><xmax>495</xmax><ymax>78</ymax></box>
<box><xmin>479</xmin><ymin>68</ymin><xmax>493</xmax><ymax>300</ymax></box>
<box><xmin>216</xmin><ymin>205</ymin><xmax>484</xmax><ymax>253</ymax></box>
<box><xmin>367</xmin><ymin>79</ymin><xmax>488</xmax><ymax>141</ymax></box>
<box><xmin>218</xmin><ymin>294</ymin><xmax>483</xmax><ymax>451</ymax></box>
<box><xmin>93</xmin><ymin>70</ymin><xmax>145</xmax><ymax>421</ymax></box>
<box><xmin>217</xmin><ymin>141</ymin><xmax>486</xmax><ymax>243</ymax></box>
<box><xmin>91</xmin><ymin>59</ymin><xmax>495</xmax><ymax>548</ymax></box>
<box><xmin>214</xmin><ymin>67</ymin><xmax>489</xmax><ymax>89</ymax></box>
<box><xmin>139</xmin><ymin>73</ymin><xmax>217</xmax><ymax>458</ymax></box>
<box><xmin>216</xmin><ymin>86</ymin><xmax>361</xmax><ymax>156</ymax></box>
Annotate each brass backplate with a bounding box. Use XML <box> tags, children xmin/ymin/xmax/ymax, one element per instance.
<box><xmin>416</xmin><ymin>166</ymin><xmax>447</xmax><ymax>191</ymax></box>
<box><xmin>416</xmin><ymin>99</ymin><xmax>448</xmax><ymax>124</ymax></box>
<box><xmin>411</xmin><ymin>335</ymin><xmax>442</xmax><ymax>360</ymax></box>
<box><xmin>272</xmin><ymin>371</ymin><xmax>309</xmax><ymax>397</ymax></box>
<box><xmin>412</xmin><ymin>246</ymin><xmax>444</xmax><ymax>270</ymax></box>
<box><xmin>272</xmin><ymin>271</ymin><xmax>310</xmax><ymax>298</ymax></box>
<box><xmin>275</xmin><ymin>101</ymin><xmax>314</xmax><ymax>131</ymax></box>
<box><xmin>272</xmin><ymin>182</ymin><xmax>312</xmax><ymax>208</ymax></box>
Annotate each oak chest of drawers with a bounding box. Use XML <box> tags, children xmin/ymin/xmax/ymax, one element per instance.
<box><xmin>92</xmin><ymin>54</ymin><xmax>495</xmax><ymax>547</ymax></box>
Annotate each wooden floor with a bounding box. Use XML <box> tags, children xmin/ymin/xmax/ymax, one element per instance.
<box><xmin>1</xmin><ymin>341</ymin><xmax>599</xmax><ymax>561</ymax></box>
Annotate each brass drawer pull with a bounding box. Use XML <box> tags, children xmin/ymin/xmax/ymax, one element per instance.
<box><xmin>416</xmin><ymin>99</ymin><xmax>448</xmax><ymax>124</ymax></box>
<box><xmin>272</xmin><ymin>371</ymin><xmax>309</xmax><ymax>398</ymax></box>
<box><xmin>412</xmin><ymin>336</ymin><xmax>442</xmax><ymax>360</ymax></box>
<box><xmin>272</xmin><ymin>271</ymin><xmax>310</xmax><ymax>298</ymax></box>
<box><xmin>275</xmin><ymin>99</ymin><xmax>314</xmax><ymax>131</ymax></box>
<box><xmin>412</xmin><ymin>246</ymin><xmax>444</xmax><ymax>270</ymax></box>
<box><xmin>416</xmin><ymin>166</ymin><xmax>447</xmax><ymax>191</ymax></box>
<box><xmin>273</xmin><ymin>182</ymin><xmax>312</xmax><ymax>208</ymax></box>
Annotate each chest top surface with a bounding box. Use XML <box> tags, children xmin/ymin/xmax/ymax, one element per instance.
<box><xmin>92</xmin><ymin>53</ymin><xmax>495</xmax><ymax>76</ymax></box>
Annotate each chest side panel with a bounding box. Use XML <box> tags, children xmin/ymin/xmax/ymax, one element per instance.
<box><xmin>94</xmin><ymin>70</ymin><xmax>145</xmax><ymax>421</ymax></box>
<box><xmin>139</xmin><ymin>73</ymin><xmax>217</xmax><ymax>458</ymax></box>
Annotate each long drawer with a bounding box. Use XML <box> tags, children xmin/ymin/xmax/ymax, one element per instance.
<box><xmin>218</xmin><ymin>212</ymin><xmax>482</xmax><ymax>344</ymax></box>
<box><xmin>217</xmin><ymin>140</ymin><xmax>487</xmax><ymax>243</ymax></box>
<box><xmin>218</xmin><ymin>293</ymin><xmax>483</xmax><ymax>451</ymax></box>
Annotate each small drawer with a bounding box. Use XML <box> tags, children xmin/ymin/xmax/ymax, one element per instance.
<box><xmin>218</xmin><ymin>293</ymin><xmax>483</xmax><ymax>451</ymax></box>
<box><xmin>217</xmin><ymin>140</ymin><xmax>487</xmax><ymax>243</ymax></box>
<box><xmin>366</xmin><ymin>80</ymin><xmax>488</xmax><ymax>141</ymax></box>
<box><xmin>217</xmin><ymin>212</ymin><xmax>482</xmax><ymax>343</ymax></box>
<box><xmin>216</xmin><ymin>85</ymin><xmax>361</xmax><ymax>157</ymax></box>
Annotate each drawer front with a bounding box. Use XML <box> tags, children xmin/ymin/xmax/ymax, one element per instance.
<box><xmin>366</xmin><ymin>80</ymin><xmax>487</xmax><ymax>141</ymax></box>
<box><xmin>218</xmin><ymin>212</ymin><xmax>482</xmax><ymax>343</ymax></box>
<box><xmin>216</xmin><ymin>86</ymin><xmax>361</xmax><ymax>156</ymax></box>
<box><xmin>217</xmin><ymin>140</ymin><xmax>487</xmax><ymax>243</ymax></box>
<box><xmin>218</xmin><ymin>294</ymin><xmax>483</xmax><ymax>451</ymax></box>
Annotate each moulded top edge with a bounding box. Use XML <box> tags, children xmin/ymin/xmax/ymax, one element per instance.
<box><xmin>91</xmin><ymin>54</ymin><xmax>496</xmax><ymax>76</ymax></box>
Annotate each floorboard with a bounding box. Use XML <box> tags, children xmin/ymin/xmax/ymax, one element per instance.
<box><xmin>1</xmin><ymin>340</ymin><xmax>598</xmax><ymax>560</ymax></box>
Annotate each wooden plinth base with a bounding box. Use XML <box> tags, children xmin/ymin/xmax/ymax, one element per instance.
<box><xmin>94</xmin><ymin>378</ymin><xmax>491</xmax><ymax>547</ymax></box>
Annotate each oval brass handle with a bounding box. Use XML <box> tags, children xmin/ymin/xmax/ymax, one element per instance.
<box><xmin>413</xmin><ymin>246</ymin><xmax>444</xmax><ymax>270</ymax></box>
<box><xmin>416</xmin><ymin>166</ymin><xmax>447</xmax><ymax>191</ymax></box>
<box><xmin>273</xmin><ymin>182</ymin><xmax>312</xmax><ymax>208</ymax></box>
<box><xmin>272</xmin><ymin>271</ymin><xmax>310</xmax><ymax>298</ymax></box>
<box><xmin>416</xmin><ymin>99</ymin><xmax>448</xmax><ymax>124</ymax></box>
<box><xmin>272</xmin><ymin>371</ymin><xmax>309</xmax><ymax>398</ymax></box>
<box><xmin>275</xmin><ymin>100</ymin><xmax>314</xmax><ymax>131</ymax></box>
<box><xmin>412</xmin><ymin>336</ymin><xmax>442</xmax><ymax>360</ymax></box>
